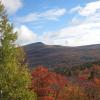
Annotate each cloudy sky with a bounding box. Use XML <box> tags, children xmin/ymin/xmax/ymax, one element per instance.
<box><xmin>1</xmin><ymin>0</ymin><xmax>100</xmax><ymax>46</ymax></box>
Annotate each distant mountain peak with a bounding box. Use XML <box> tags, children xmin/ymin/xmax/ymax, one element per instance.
<box><xmin>34</xmin><ymin>42</ymin><xmax>45</xmax><ymax>45</ymax></box>
<box><xmin>24</xmin><ymin>43</ymin><xmax>100</xmax><ymax>68</ymax></box>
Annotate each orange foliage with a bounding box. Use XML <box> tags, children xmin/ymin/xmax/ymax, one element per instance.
<box><xmin>94</xmin><ymin>78</ymin><xmax>100</xmax><ymax>88</ymax></box>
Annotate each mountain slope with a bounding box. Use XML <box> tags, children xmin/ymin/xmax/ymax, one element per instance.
<box><xmin>23</xmin><ymin>42</ymin><xmax>100</xmax><ymax>68</ymax></box>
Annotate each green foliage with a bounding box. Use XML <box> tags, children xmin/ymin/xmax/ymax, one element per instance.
<box><xmin>0</xmin><ymin>2</ymin><xmax>36</xmax><ymax>100</ymax></box>
<box><xmin>53</xmin><ymin>67</ymin><xmax>72</xmax><ymax>77</ymax></box>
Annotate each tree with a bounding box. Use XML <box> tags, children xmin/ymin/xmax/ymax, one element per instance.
<box><xmin>62</xmin><ymin>84</ymin><xmax>87</xmax><ymax>100</ymax></box>
<box><xmin>31</xmin><ymin>66</ymin><xmax>68</xmax><ymax>100</ymax></box>
<box><xmin>88</xmin><ymin>67</ymin><xmax>95</xmax><ymax>80</ymax></box>
<box><xmin>0</xmin><ymin>2</ymin><xmax>36</xmax><ymax>100</ymax></box>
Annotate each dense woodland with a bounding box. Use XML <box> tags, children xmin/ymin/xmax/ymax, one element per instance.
<box><xmin>0</xmin><ymin>2</ymin><xmax>100</xmax><ymax>100</ymax></box>
<box><xmin>30</xmin><ymin>65</ymin><xmax>100</xmax><ymax>100</ymax></box>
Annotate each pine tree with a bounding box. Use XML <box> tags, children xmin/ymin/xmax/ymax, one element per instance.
<box><xmin>0</xmin><ymin>2</ymin><xmax>36</xmax><ymax>100</ymax></box>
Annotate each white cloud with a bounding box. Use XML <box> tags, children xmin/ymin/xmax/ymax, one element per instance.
<box><xmin>16</xmin><ymin>8</ymin><xmax>66</xmax><ymax>23</ymax></box>
<box><xmin>41</xmin><ymin>8</ymin><xmax>66</xmax><ymax>20</ymax></box>
<box><xmin>40</xmin><ymin>1</ymin><xmax>100</xmax><ymax>46</ymax></box>
<box><xmin>0</xmin><ymin>0</ymin><xmax>23</xmax><ymax>14</ymax></box>
<box><xmin>10</xmin><ymin>0</ymin><xmax>100</xmax><ymax>46</ymax></box>
<box><xmin>41</xmin><ymin>20</ymin><xmax>100</xmax><ymax>46</ymax></box>
<box><xmin>70</xmin><ymin>6</ymin><xmax>82</xmax><ymax>13</ymax></box>
<box><xmin>15</xmin><ymin>19</ymin><xmax>100</xmax><ymax>46</ymax></box>
<box><xmin>70</xmin><ymin>0</ymin><xmax>100</xmax><ymax>16</ymax></box>
<box><xmin>79</xmin><ymin>0</ymin><xmax>100</xmax><ymax>16</ymax></box>
<box><xmin>16</xmin><ymin>25</ymin><xmax>37</xmax><ymax>45</ymax></box>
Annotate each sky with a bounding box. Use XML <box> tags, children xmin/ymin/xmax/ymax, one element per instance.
<box><xmin>0</xmin><ymin>0</ymin><xmax>100</xmax><ymax>46</ymax></box>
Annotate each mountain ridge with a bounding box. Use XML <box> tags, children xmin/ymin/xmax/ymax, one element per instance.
<box><xmin>23</xmin><ymin>42</ymin><xmax>100</xmax><ymax>69</ymax></box>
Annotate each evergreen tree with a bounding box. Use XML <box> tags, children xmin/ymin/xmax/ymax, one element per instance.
<box><xmin>0</xmin><ymin>2</ymin><xmax>36</xmax><ymax>100</ymax></box>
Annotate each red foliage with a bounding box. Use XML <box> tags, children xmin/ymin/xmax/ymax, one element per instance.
<box><xmin>38</xmin><ymin>96</ymin><xmax>54</xmax><ymax>100</ymax></box>
<box><xmin>79</xmin><ymin>76</ymin><xmax>87</xmax><ymax>80</ymax></box>
<box><xmin>31</xmin><ymin>66</ymin><xmax>68</xmax><ymax>99</ymax></box>
<box><xmin>31</xmin><ymin>65</ymin><xmax>100</xmax><ymax>99</ymax></box>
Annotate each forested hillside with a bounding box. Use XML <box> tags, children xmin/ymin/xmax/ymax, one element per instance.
<box><xmin>24</xmin><ymin>42</ymin><xmax>100</xmax><ymax>69</ymax></box>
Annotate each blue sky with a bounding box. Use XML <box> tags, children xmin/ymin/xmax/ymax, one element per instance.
<box><xmin>1</xmin><ymin>0</ymin><xmax>100</xmax><ymax>46</ymax></box>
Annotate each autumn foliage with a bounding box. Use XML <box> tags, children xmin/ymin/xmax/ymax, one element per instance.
<box><xmin>31</xmin><ymin>65</ymin><xmax>100</xmax><ymax>100</ymax></box>
<box><xmin>31</xmin><ymin>66</ymin><xmax>68</xmax><ymax>100</ymax></box>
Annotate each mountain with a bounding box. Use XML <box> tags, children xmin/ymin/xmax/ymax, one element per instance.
<box><xmin>23</xmin><ymin>42</ymin><xmax>100</xmax><ymax>69</ymax></box>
